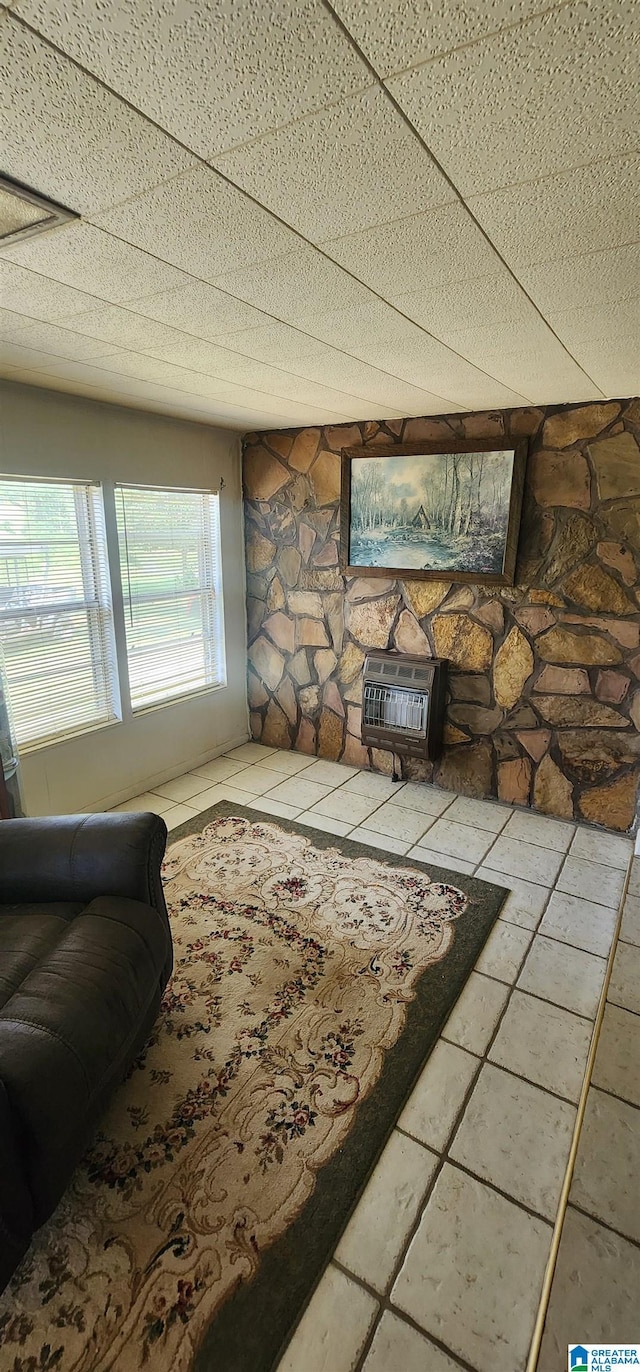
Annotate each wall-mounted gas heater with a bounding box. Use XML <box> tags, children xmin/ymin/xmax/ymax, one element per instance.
<box><xmin>361</xmin><ymin>652</ymin><xmax>447</xmax><ymax>766</ymax></box>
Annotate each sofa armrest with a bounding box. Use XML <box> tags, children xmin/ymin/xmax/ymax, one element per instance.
<box><xmin>0</xmin><ymin>812</ymin><xmax>168</xmax><ymax>916</ymax></box>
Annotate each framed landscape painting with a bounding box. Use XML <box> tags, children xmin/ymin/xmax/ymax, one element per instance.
<box><xmin>340</xmin><ymin>437</ymin><xmax>528</xmax><ymax>585</ymax></box>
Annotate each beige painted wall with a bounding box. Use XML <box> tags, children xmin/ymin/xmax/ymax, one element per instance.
<box><xmin>0</xmin><ymin>380</ymin><xmax>249</xmax><ymax>814</ymax></box>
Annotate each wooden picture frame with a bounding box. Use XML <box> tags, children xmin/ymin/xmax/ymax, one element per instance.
<box><xmin>339</xmin><ymin>437</ymin><xmax>528</xmax><ymax>586</ymax></box>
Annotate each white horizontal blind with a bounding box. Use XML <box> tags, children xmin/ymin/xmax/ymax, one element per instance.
<box><xmin>115</xmin><ymin>484</ymin><xmax>225</xmax><ymax>711</ymax></box>
<box><xmin>0</xmin><ymin>476</ymin><xmax>118</xmax><ymax>748</ymax></box>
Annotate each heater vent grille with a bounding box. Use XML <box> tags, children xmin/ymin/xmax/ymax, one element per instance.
<box><xmin>363</xmin><ymin>683</ymin><xmax>429</xmax><ymax>738</ymax></box>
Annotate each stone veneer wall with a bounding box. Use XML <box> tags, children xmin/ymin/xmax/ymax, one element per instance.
<box><xmin>243</xmin><ymin>398</ymin><xmax>640</xmax><ymax>832</ymax></box>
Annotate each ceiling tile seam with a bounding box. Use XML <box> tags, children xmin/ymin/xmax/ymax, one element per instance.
<box><xmin>0</xmin><ymin>250</ymin><xmax>480</xmax><ymax>413</ymax></box>
<box><xmin>0</xmin><ymin>279</ymin><xmax>445</xmax><ymax>413</ymax></box>
<box><xmin>317</xmin><ymin>165</ymin><xmax>640</xmax><ymax>254</ymax></box>
<box><xmin>7</xmin><ymin>9</ymin><xmax>536</xmax><ymax>409</ymax></box>
<box><xmin>462</xmin><ymin>150</ymin><xmax>640</xmax><ymax>217</ymax></box>
<box><xmin>320</xmin><ymin>0</ymin><xmax>607</xmax><ymax>402</ymax></box>
<box><xmin>377</xmin><ymin>0</ymin><xmax>576</xmax><ymax>81</ymax></box>
<box><xmin>0</xmin><ymin>368</ymin><xmax>301</xmax><ymax>426</ymax></box>
<box><xmin>0</xmin><ymin>337</ymin><xmax>384</xmax><ymax>418</ymax></box>
<box><xmin>0</xmin><ymin>364</ymin><xmax>352</xmax><ymax>425</ymax></box>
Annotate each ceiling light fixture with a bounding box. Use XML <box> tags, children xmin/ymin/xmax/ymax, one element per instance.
<box><xmin>0</xmin><ymin>175</ymin><xmax>79</xmax><ymax>246</ymax></box>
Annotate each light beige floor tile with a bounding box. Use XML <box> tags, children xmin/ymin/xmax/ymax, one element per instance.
<box><xmin>341</xmin><ymin>771</ymin><xmax>406</xmax><ymax>801</ymax></box>
<box><xmin>556</xmin><ymin>856</ymin><xmax>625</xmax><ymax>909</ymax></box>
<box><xmin>397</xmin><ymin>1040</ymin><xmax>480</xmax><ymax>1153</ymax></box>
<box><xmin>216</xmin><ymin>765</ymin><xmax>287</xmax><ymax>795</ymax></box>
<box><xmin>362</xmin><ymin>1312</ymin><xmax>461</xmax><ymax>1372</ymax></box>
<box><xmin>297</xmin><ymin>759</ymin><xmax>359</xmax><ymax>786</ymax></box>
<box><xmin>627</xmin><ymin>856</ymin><xmax>640</xmax><ymax>897</ymax></box>
<box><xmin>360</xmin><ymin>801</ymin><xmax>434</xmax><ymax>844</ymax></box>
<box><xmin>111</xmin><ymin>791</ymin><xmax>175</xmax><ymax>815</ymax></box>
<box><xmin>188</xmin><ymin>757</ymin><xmax>251</xmax><ymax>783</ymax></box>
<box><xmin>442</xmin><ymin>972</ymin><xmax>510</xmax><ymax>1055</ymax></box>
<box><xmin>308</xmin><ymin>789</ymin><xmax>382</xmax><ymax>825</ymax></box>
<box><xmin>450</xmin><ymin>1063</ymin><xmax>576</xmax><ymax>1221</ymax></box>
<box><xmin>474</xmin><ymin>919</ymin><xmax>533</xmax><ymax>983</ymax></box>
<box><xmin>445</xmin><ymin>795</ymin><xmax>512</xmax><ymax>833</ymax></box>
<box><xmin>392</xmin><ymin>1165</ymin><xmax>550</xmax><ymax>1372</ymax></box>
<box><xmin>518</xmin><ymin>935</ymin><xmax>607</xmax><ymax>1019</ymax></box>
<box><xmin>502</xmin><ymin>810</ymin><xmax>575</xmax><ymax>852</ymax></box>
<box><xmin>335</xmin><ymin>1132</ymin><xmax>437</xmax><ymax>1292</ymax></box>
<box><xmin>296</xmin><ymin>814</ymin><xmax>352</xmax><ymax>838</ymax></box>
<box><xmin>407</xmin><ymin>846</ymin><xmax>476</xmax><ymax>875</ymax></box>
<box><xmin>165</xmin><ymin>803</ymin><xmax>201</xmax><ymax>830</ymax></box>
<box><xmin>489</xmin><ymin>990</ymin><xmax>592</xmax><ymax>1102</ymax></box>
<box><xmin>180</xmin><ymin>783</ymin><xmax>253</xmax><ymax>812</ymax></box>
<box><xmin>244</xmin><ymin>797</ymin><xmax>301</xmax><ymax>821</ymax></box>
<box><xmin>276</xmin><ymin>1265</ymin><xmax>378</xmax><ymax>1372</ymax></box>
<box><xmin>620</xmin><ymin>893</ymin><xmax>640</xmax><ymax>947</ymax></box>
<box><xmin>569</xmin><ymin>827</ymin><xmax>633</xmax><ymax>870</ymax></box>
<box><xmin>591</xmin><ymin>1003</ymin><xmax>640</xmax><ymax>1107</ymax></box>
<box><xmin>153</xmin><ymin>772</ymin><xmax>219</xmax><ymax>803</ymax></box>
<box><xmin>263</xmin><ymin>776</ymin><xmax>333</xmax><ymax>809</ymax></box>
<box><xmin>539</xmin><ymin>891</ymin><xmax>618</xmax><ymax>958</ymax></box>
<box><xmin>475</xmin><ymin>869</ymin><xmax>550</xmax><ymax>930</ymax></box>
<box><xmin>224</xmin><ymin>742</ymin><xmax>278</xmax><ymax>762</ymax></box>
<box><xmin>259</xmin><ymin>752</ymin><xmax>317</xmax><ymax>776</ymax></box>
<box><xmin>349</xmin><ymin>827</ymin><xmax>410</xmax><ymax>855</ymax></box>
<box><xmin>571</xmin><ymin>1087</ymin><xmax>640</xmax><ymax>1243</ymax></box>
<box><xmin>421</xmin><ymin>816</ymin><xmax>495</xmax><ymax>865</ymax></box>
<box><xmin>608</xmin><ymin>939</ymin><xmax>640</xmax><ymax>1015</ymax></box>
<box><xmin>538</xmin><ymin>1207</ymin><xmax>640</xmax><ymax>1367</ymax></box>
<box><xmin>483</xmin><ymin>835</ymin><xmax>564</xmax><ymax>886</ymax></box>
<box><xmin>390</xmin><ymin>782</ymin><xmax>455</xmax><ymax>816</ymax></box>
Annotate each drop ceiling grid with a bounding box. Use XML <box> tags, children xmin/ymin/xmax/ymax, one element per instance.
<box><xmin>1</xmin><ymin>0</ymin><xmax>634</xmax><ymax>421</ymax></box>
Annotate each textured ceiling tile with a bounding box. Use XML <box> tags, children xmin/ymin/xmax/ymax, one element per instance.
<box><xmin>210</xmin><ymin>245</ymin><xmax>375</xmax><ymax>327</ymax></box>
<box><xmin>393</xmin><ymin>270</ymin><xmax>538</xmax><ymax>337</ymax></box>
<box><xmin>0</xmin><ymin>261</ymin><xmax>102</xmax><ymax>321</ymax></box>
<box><xmin>330</xmin><ymin>0</ymin><xmax>560</xmax><ymax>77</ymax></box>
<box><xmin>0</xmin><ymin>18</ymin><xmax>196</xmax><ymax>216</ymax></box>
<box><xmin>442</xmin><ymin>315</ymin><xmax>604</xmax><ymax>403</ymax></box>
<box><xmin>91</xmin><ymin>167</ymin><xmax>300</xmax><ymax>279</ymax></box>
<box><xmin>305</xmin><ymin>298</ymin><xmax>529</xmax><ymax>406</ymax></box>
<box><xmin>214</xmin><ymin>323</ymin><xmax>456</xmax><ymax>411</ymax></box>
<box><xmin>468</xmin><ymin>155</ymin><xmax>640</xmax><ymax>270</ymax></box>
<box><xmin>12</xmin><ymin>0</ymin><xmax>370</xmax><ymax>156</ymax></box>
<box><xmin>515</xmin><ymin>243</ymin><xmax>640</xmax><ymax>315</ymax></box>
<box><xmin>387</xmin><ymin>3</ymin><xmax>639</xmax><ymax>196</ymax></box>
<box><xmin>550</xmin><ymin>298</ymin><xmax>640</xmax><ymax>350</ymax></box>
<box><xmin>0</xmin><ymin>366</ymin><xmax>303</xmax><ymax>429</ymax></box>
<box><xmin>125</xmin><ymin>282</ymin><xmax>270</xmax><ymax>340</ymax></box>
<box><xmin>0</xmin><ymin>312</ymin><xmax>122</xmax><ymax>360</ymax></box>
<box><xmin>0</xmin><ymin>223</ymin><xmax>189</xmax><ymax>302</ymax></box>
<box><xmin>564</xmin><ymin>335</ymin><xmax>639</xmax><ymax>398</ymax></box>
<box><xmin>143</xmin><ymin>337</ymin><xmax>359</xmax><ymax>413</ymax></box>
<box><xmin>215</xmin><ymin>86</ymin><xmax>454</xmax><ymax>240</ymax></box>
<box><xmin>50</xmin><ymin>305</ymin><xmax>198</xmax><ymax>355</ymax></box>
<box><xmin>322</xmin><ymin>202</ymin><xmax>501</xmax><ymax>296</ymax></box>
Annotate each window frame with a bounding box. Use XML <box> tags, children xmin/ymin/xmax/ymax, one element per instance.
<box><xmin>0</xmin><ymin>473</ymin><xmax>121</xmax><ymax>752</ymax></box>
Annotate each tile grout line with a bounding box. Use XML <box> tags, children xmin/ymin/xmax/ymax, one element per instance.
<box><xmin>524</xmin><ymin>844</ymin><xmax>635</xmax><ymax>1372</ymax></box>
<box><xmin>350</xmin><ymin>899</ymin><xmax>546</xmax><ymax>1372</ymax></box>
<box><xmin>564</xmin><ymin>1199</ymin><xmax>640</xmax><ymax>1253</ymax></box>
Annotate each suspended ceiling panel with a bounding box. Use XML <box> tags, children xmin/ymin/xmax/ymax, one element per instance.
<box><xmin>1</xmin><ymin>0</ymin><xmax>637</xmax><ymax>429</ymax></box>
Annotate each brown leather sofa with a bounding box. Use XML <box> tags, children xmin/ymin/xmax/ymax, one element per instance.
<box><xmin>0</xmin><ymin>811</ymin><xmax>173</xmax><ymax>1293</ymax></box>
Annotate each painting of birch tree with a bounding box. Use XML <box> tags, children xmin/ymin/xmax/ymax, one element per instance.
<box><xmin>348</xmin><ymin>448</ymin><xmax>516</xmax><ymax>575</ymax></box>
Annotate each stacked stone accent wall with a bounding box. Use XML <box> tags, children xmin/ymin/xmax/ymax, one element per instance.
<box><xmin>243</xmin><ymin>398</ymin><xmax>640</xmax><ymax>832</ymax></box>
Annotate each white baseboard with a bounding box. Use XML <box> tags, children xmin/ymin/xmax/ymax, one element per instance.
<box><xmin>82</xmin><ymin>731</ymin><xmax>251</xmax><ymax>812</ymax></box>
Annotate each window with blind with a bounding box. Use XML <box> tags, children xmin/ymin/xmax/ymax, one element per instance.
<box><xmin>0</xmin><ymin>477</ymin><xmax>118</xmax><ymax>748</ymax></box>
<box><xmin>115</xmin><ymin>484</ymin><xmax>225</xmax><ymax>711</ymax></box>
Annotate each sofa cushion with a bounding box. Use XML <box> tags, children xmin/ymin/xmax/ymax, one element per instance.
<box><xmin>0</xmin><ymin>905</ymin><xmax>84</xmax><ymax>1010</ymax></box>
<box><xmin>0</xmin><ymin>894</ymin><xmax>171</xmax><ymax>1219</ymax></box>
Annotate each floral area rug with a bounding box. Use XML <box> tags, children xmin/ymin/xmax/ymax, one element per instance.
<box><xmin>0</xmin><ymin>801</ymin><xmax>507</xmax><ymax>1372</ymax></box>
